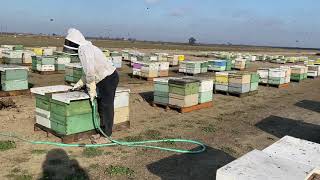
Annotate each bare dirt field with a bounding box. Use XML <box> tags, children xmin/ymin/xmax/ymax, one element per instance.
<box><xmin>0</xmin><ymin>38</ymin><xmax>319</xmax><ymax>179</ymax></box>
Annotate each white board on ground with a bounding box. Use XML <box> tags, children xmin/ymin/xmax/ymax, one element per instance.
<box><xmin>216</xmin><ymin>149</ymin><xmax>313</xmax><ymax>180</ymax></box>
<box><xmin>263</xmin><ymin>136</ymin><xmax>320</xmax><ymax>168</ymax></box>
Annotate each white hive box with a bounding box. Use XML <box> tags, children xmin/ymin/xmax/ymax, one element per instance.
<box><xmin>216</xmin><ymin>149</ymin><xmax>313</xmax><ymax>180</ymax></box>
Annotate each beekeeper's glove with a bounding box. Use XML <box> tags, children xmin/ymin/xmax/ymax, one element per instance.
<box><xmin>87</xmin><ymin>82</ymin><xmax>97</xmax><ymax>102</ymax></box>
<box><xmin>72</xmin><ymin>79</ymin><xmax>84</xmax><ymax>91</ymax></box>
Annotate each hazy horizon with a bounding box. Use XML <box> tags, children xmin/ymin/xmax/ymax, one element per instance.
<box><xmin>0</xmin><ymin>0</ymin><xmax>319</xmax><ymax>48</ymax></box>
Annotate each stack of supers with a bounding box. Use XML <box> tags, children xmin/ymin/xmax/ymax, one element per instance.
<box><xmin>42</xmin><ymin>48</ymin><xmax>54</xmax><ymax>56</ymax></box>
<box><xmin>132</xmin><ymin>62</ymin><xmax>143</xmax><ymax>76</ymax></box>
<box><xmin>290</xmin><ymin>66</ymin><xmax>308</xmax><ymax>81</ymax></box>
<box><xmin>257</xmin><ymin>68</ymin><xmax>269</xmax><ymax>84</ymax></box>
<box><xmin>250</xmin><ymin>72</ymin><xmax>260</xmax><ymax>91</ymax></box>
<box><xmin>31</xmin><ymin>85</ymin><xmax>72</xmax><ymax>129</ymax></box>
<box><xmin>141</xmin><ymin>62</ymin><xmax>159</xmax><ymax>78</ymax></box>
<box><xmin>22</xmin><ymin>51</ymin><xmax>35</xmax><ymax>64</ymax></box>
<box><xmin>280</xmin><ymin>66</ymin><xmax>292</xmax><ymax>83</ymax></box>
<box><xmin>36</xmin><ymin>56</ymin><xmax>55</xmax><ymax>72</ymax></box>
<box><xmin>33</xmin><ymin>48</ymin><xmax>43</xmax><ymax>56</ymax></box>
<box><xmin>174</xmin><ymin>55</ymin><xmax>185</xmax><ymax>63</ymax></box>
<box><xmin>234</xmin><ymin>59</ymin><xmax>246</xmax><ymax>70</ymax></box>
<box><xmin>0</xmin><ymin>65</ymin><xmax>29</xmax><ymax>91</ymax></box>
<box><xmin>214</xmin><ymin>72</ymin><xmax>230</xmax><ymax>92</ymax></box>
<box><xmin>208</xmin><ymin>60</ymin><xmax>227</xmax><ymax>71</ymax></box>
<box><xmin>200</xmin><ymin>61</ymin><xmax>208</xmax><ymax>73</ymax></box>
<box><xmin>113</xmin><ymin>88</ymin><xmax>130</xmax><ymax>126</ymax></box>
<box><xmin>190</xmin><ymin>77</ymin><xmax>213</xmax><ymax>104</ymax></box>
<box><xmin>65</xmin><ymin>63</ymin><xmax>83</xmax><ymax>84</ymax></box>
<box><xmin>121</xmin><ymin>50</ymin><xmax>130</xmax><ymax>61</ymax></box>
<box><xmin>228</xmin><ymin>72</ymin><xmax>251</xmax><ymax>94</ymax></box>
<box><xmin>178</xmin><ymin>61</ymin><xmax>187</xmax><ymax>73</ymax></box>
<box><xmin>168</xmin><ymin>78</ymin><xmax>199</xmax><ymax>107</ymax></box>
<box><xmin>2</xmin><ymin>50</ymin><xmax>24</xmax><ymax>64</ymax></box>
<box><xmin>186</xmin><ymin>61</ymin><xmax>201</xmax><ymax>75</ymax></box>
<box><xmin>307</xmin><ymin>65</ymin><xmax>320</xmax><ymax>77</ymax></box>
<box><xmin>13</xmin><ymin>45</ymin><xmax>24</xmax><ymax>50</ymax></box>
<box><xmin>110</xmin><ymin>51</ymin><xmax>122</xmax><ymax>69</ymax></box>
<box><xmin>268</xmin><ymin>68</ymin><xmax>286</xmax><ymax>85</ymax></box>
<box><xmin>315</xmin><ymin>58</ymin><xmax>320</xmax><ymax>65</ymax></box>
<box><xmin>55</xmin><ymin>55</ymin><xmax>71</xmax><ymax>71</ymax></box>
<box><xmin>158</xmin><ymin>62</ymin><xmax>169</xmax><ymax>77</ymax></box>
<box><xmin>153</xmin><ymin>78</ymin><xmax>171</xmax><ymax>105</ymax></box>
<box><xmin>155</xmin><ymin>53</ymin><xmax>168</xmax><ymax>61</ymax></box>
<box><xmin>49</xmin><ymin>91</ymin><xmax>100</xmax><ymax>135</ymax></box>
<box><xmin>226</xmin><ymin>60</ymin><xmax>233</xmax><ymax>71</ymax></box>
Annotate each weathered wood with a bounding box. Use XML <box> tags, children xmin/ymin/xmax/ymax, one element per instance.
<box><xmin>0</xmin><ymin>89</ymin><xmax>30</xmax><ymax>97</ymax></box>
<box><xmin>259</xmin><ymin>82</ymin><xmax>289</xmax><ymax>89</ymax></box>
<box><xmin>214</xmin><ymin>90</ymin><xmax>258</xmax><ymax>98</ymax></box>
<box><xmin>152</xmin><ymin>101</ymin><xmax>213</xmax><ymax>113</ymax></box>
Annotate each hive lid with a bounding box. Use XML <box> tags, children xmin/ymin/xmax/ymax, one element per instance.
<box><xmin>0</xmin><ymin>64</ymin><xmax>29</xmax><ymax>72</ymax></box>
<box><xmin>169</xmin><ymin>78</ymin><xmax>199</xmax><ymax>85</ymax></box>
<box><xmin>52</xmin><ymin>91</ymin><xmax>89</xmax><ymax>104</ymax></box>
<box><xmin>31</xmin><ymin>85</ymin><xmax>72</xmax><ymax>95</ymax></box>
<box><xmin>65</xmin><ymin>63</ymin><xmax>82</xmax><ymax>68</ymax></box>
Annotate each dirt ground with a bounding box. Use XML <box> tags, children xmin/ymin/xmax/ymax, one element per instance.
<box><xmin>0</xmin><ymin>48</ymin><xmax>320</xmax><ymax>180</ymax></box>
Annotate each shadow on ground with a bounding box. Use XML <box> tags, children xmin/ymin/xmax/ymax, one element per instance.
<box><xmin>295</xmin><ymin>100</ymin><xmax>320</xmax><ymax>113</ymax></box>
<box><xmin>146</xmin><ymin>146</ymin><xmax>235</xmax><ymax>180</ymax></box>
<box><xmin>256</xmin><ymin>115</ymin><xmax>320</xmax><ymax>143</ymax></box>
<box><xmin>39</xmin><ymin>149</ymin><xmax>89</xmax><ymax>180</ymax></box>
<box><xmin>139</xmin><ymin>91</ymin><xmax>154</xmax><ymax>104</ymax></box>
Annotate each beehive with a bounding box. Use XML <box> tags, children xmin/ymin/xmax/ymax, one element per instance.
<box><xmin>33</xmin><ymin>48</ymin><xmax>43</xmax><ymax>56</ymax></box>
<box><xmin>190</xmin><ymin>77</ymin><xmax>213</xmax><ymax>104</ymax></box>
<box><xmin>0</xmin><ymin>65</ymin><xmax>28</xmax><ymax>91</ymax></box>
<box><xmin>168</xmin><ymin>78</ymin><xmax>199</xmax><ymax>107</ymax></box>
<box><xmin>2</xmin><ymin>50</ymin><xmax>24</xmax><ymax>64</ymax></box>
<box><xmin>55</xmin><ymin>55</ymin><xmax>71</xmax><ymax>71</ymax></box>
<box><xmin>154</xmin><ymin>78</ymin><xmax>170</xmax><ymax>105</ymax></box>
<box><xmin>65</xmin><ymin>63</ymin><xmax>83</xmax><ymax>83</ymax></box>
<box><xmin>291</xmin><ymin>66</ymin><xmax>308</xmax><ymax>81</ymax></box>
<box><xmin>36</xmin><ymin>56</ymin><xmax>55</xmax><ymax>72</ymax></box>
<box><xmin>307</xmin><ymin>65</ymin><xmax>320</xmax><ymax>77</ymax></box>
<box><xmin>228</xmin><ymin>72</ymin><xmax>251</xmax><ymax>94</ymax></box>
<box><xmin>208</xmin><ymin>60</ymin><xmax>227</xmax><ymax>71</ymax></box>
<box><xmin>113</xmin><ymin>88</ymin><xmax>130</xmax><ymax>125</ymax></box>
<box><xmin>250</xmin><ymin>73</ymin><xmax>259</xmax><ymax>91</ymax></box>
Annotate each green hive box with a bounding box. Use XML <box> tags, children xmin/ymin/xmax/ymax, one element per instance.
<box><xmin>250</xmin><ymin>73</ymin><xmax>259</xmax><ymax>83</ymax></box>
<box><xmin>32</xmin><ymin>56</ymin><xmax>37</xmax><ymax>70</ymax></box>
<box><xmin>250</xmin><ymin>82</ymin><xmax>259</xmax><ymax>91</ymax></box>
<box><xmin>1</xmin><ymin>69</ymin><xmax>27</xmax><ymax>81</ymax></box>
<box><xmin>268</xmin><ymin>77</ymin><xmax>285</xmax><ymax>85</ymax></box>
<box><xmin>4</xmin><ymin>58</ymin><xmax>22</xmax><ymax>64</ymax></box>
<box><xmin>55</xmin><ymin>64</ymin><xmax>65</xmax><ymax>71</ymax></box>
<box><xmin>36</xmin><ymin>95</ymin><xmax>51</xmax><ymax>111</ymax></box>
<box><xmin>50</xmin><ymin>99</ymin><xmax>100</xmax><ymax>135</ymax></box>
<box><xmin>169</xmin><ymin>82</ymin><xmax>199</xmax><ymax>96</ymax></box>
<box><xmin>1</xmin><ymin>80</ymin><xmax>28</xmax><ymax>91</ymax></box>
<box><xmin>154</xmin><ymin>83</ymin><xmax>169</xmax><ymax>92</ymax></box>
<box><xmin>291</xmin><ymin>74</ymin><xmax>304</xmax><ymax>81</ymax></box>
<box><xmin>37</xmin><ymin>56</ymin><xmax>55</xmax><ymax>65</ymax></box>
<box><xmin>198</xmin><ymin>91</ymin><xmax>213</xmax><ymax>103</ymax></box>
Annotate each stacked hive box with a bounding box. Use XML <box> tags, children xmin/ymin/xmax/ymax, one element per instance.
<box><xmin>234</xmin><ymin>59</ymin><xmax>246</xmax><ymax>70</ymax></box>
<box><xmin>174</xmin><ymin>55</ymin><xmax>185</xmax><ymax>64</ymax></box>
<box><xmin>226</xmin><ymin>60</ymin><xmax>233</xmax><ymax>71</ymax></box>
<box><xmin>49</xmin><ymin>92</ymin><xmax>100</xmax><ymax>135</ymax></box>
<box><xmin>190</xmin><ymin>77</ymin><xmax>213</xmax><ymax>103</ymax></box>
<box><xmin>65</xmin><ymin>63</ymin><xmax>83</xmax><ymax>83</ymax></box>
<box><xmin>22</xmin><ymin>51</ymin><xmax>36</xmax><ymax>64</ymax></box>
<box><xmin>291</xmin><ymin>66</ymin><xmax>308</xmax><ymax>81</ymax></box>
<box><xmin>31</xmin><ymin>85</ymin><xmax>72</xmax><ymax>129</ymax></box>
<box><xmin>228</xmin><ymin>72</ymin><xmax>251</xmax><ymax>94</ymax></box>
<box><xmin>153</xmin><ymin>78</ymin><xmax>171</xmax><ymax>105</ymax></box>
<box><xmin>0</xmin><ymin>65</ymin><xmax>29</xmax><ymax>91</ymax></box>
<box><xmin>178</xmin><ymin>61</ymin><xmax>187</xmax><ymax>73</ymax></box>
<box><xmin>208</xmin><ymin>60</ymin><xmax>227</xmax><ymax>71</ymax></box>
<box><xmin>55</xmin><ymin>55</ymin><xmax>71</xmax><ymax>71</ymax></box>
<box><xmin>200</xmin><ymin>61</ymin><xmax>208</xmax><ymax>73</ymax></box>
<box><xmin>169</xmin><ymin>78</ymin><xmax>199</xmax><ymax>107</ymax></box>
<box><xmin>121</xmin><ymin>50</ymin><xmax>130</xmax><ymax>61</ymax></box>
<box><xmin>13</xmin><ymin>45</ymin><xmax>24</xmax><ymax>50</ymax></box>
<box><xmin>268</xmin><ymin>68</ymin><xmax>286</xmax><ymax>85</ymax></box>
<box><xmin>2</xmin><ymin>50</ymin><xmax>24</xmax><ymax>64</ymax></box>
<box><xmin>43</xmin><ymin>48</ymin><xmax>54</xmax><ymax>56</ymax></box>
<box><xmin>257</xmin><ymin>68</ymin><xmax>269</xmax><ymax>84</ymax></box>
<box><xmin>280</xmin><ymin>66</ymin><xmax>292</xmax><ymax>83</ymax></box>
<box><xmin>186</xmin><ymin>61</ymin><xmax>201</xmax><ymax>75</ymax></box>
<box><xmin>33</xmin><ymin>48</ymin><xmax>43</xmax><ymax>56</ymax></box>
<box><xmin>1</xmin><ymin>45</ymin><xmax>14</xmax><ymax>50</ymax></box>
<box><xmin>250</xmin><ymin>73</ymin><xmax>259</xmax><ymax>91</ymax></box>
<box><xmin>307</xmin><ymin>65</ymin><xmax>320</xmax><ymax>77</ymax></box>
<box><xmin>36</xmin><ymin>56</ymin><xmax>55</xmax><ymax>72</ymax></box>
<box><xmin>110</xmin><ymin>51</ymin><xmax>122</xmax><ymax>69</ymax></box>
<box><xmin>141</xmin><ymin>62</ymin><xmax>159</xmax><ymax>78</ymax></box>
<box><xmin>113</xmin><ymin>88</ymin><xmax>130</xmax><ymax>126</ymax></box>
<box><xmin>215</xmin><ymin>72</ymin><xmax>230</xmax><ymax>92</ymax></box>
<box><xmin>158</xmin><ymin>62</ymin><xmax>169</xmax><ymax>77</ymax></box>
<box><xmin>132</xmin><ymin>62</ymin><xmax>142</xmax><ymax>76</ymax></box>
<box><xmin>155</xmin><ymin>53</ymin><xmax>168</xmax><ymax>61</ymax></box>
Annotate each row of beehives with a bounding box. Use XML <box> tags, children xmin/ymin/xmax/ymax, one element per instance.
<box><xmin>31</xmin><ymin>85</ymin><xmax>130</xmax><ymax>136</ymax></box>
<box><xmin>153</xmin><ymin>71</ymin><xmax>259</xmax><ymax>108</ymax></box>
<box><xmin>257</xmin><ymin>65</ymin><xmax>320</xmax><ymax>85</ymax></box>
<box><xmin>178</xmin><ymin>59</ymin><xmax>250</xmax><ymax>75</ymax></box>
<box><xmin>132</xmin><ymin>61</ymin><xmax>170</xmax><ymax>78</ymax></box>
<box><xmin>0</xmin><ymin>65</ymin><xmax>29</xmax><ymax>91</ymax></box>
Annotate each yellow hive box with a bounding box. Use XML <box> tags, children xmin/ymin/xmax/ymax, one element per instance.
<box><xmin>178</xmin><ymin>55</ymin><xmax>185</xmax><ymax>61</ymax></box>
<box><xmin>33</xmin><ymin>48</ymin><xmax>43</xmax><ymax>56</ymax></box>
<box><xmin>215</xmin><ymin>72</ymin><xmax>229</xmax><ymax>84</ymax></box>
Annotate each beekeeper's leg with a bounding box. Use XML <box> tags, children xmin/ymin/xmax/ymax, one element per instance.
<box><xmin>97</xmin><ymin>71</ymin><xmax>119</xmax><ymax>136</ymax></box>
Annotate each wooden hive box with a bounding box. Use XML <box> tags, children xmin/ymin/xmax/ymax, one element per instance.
<box><xmin>168</xmin><ymin>79</ymin><xmax>199</xmax><ymax>96</ymax></box>
<box><xmin>0</xmin><ymin>65</ymin><xmax>29</xmax><ymax>91</ymax></box>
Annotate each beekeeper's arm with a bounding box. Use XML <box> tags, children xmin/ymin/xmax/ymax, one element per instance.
<box><xmin>72</xmin><ymin>75</ymin><xmax>85</xmax><ymax>90</ymax></box>
<box><xmin>78</xmin><ymin>45</ymin><xmax>96</xmax><ymax>102</ymax></box>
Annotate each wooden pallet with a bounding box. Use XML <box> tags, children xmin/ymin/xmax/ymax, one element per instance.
<box><xmin>34</xmin><ymin>121</ymin><xmax>130</xmax><ymax>144</ymax></box>
<box><xmin>152</xmin><ymin>101</ymin><xmax>213</xmax><ymax>113</ymax></box>
<box><xmin>0</xmin><ymin>89</ymin><xmax>30</xmax><ymax>97</ymax></box>
<box><xmin>259</xmin><ymin>83</ymin><xmax>289</xmax><ymax>89</ymax></box>
<box><xmin>213</xmin><ymin>90</ymin><xmax>258</xmax><ymax>98</ymax></box>
<box><xmin>290</xmin><ymin>79</ymin><xmax>305</xmax><ymax>82</ymax></box>
<box><xmin>307</xmin><ymin>76</ymin><xmax>318</xmax><ymax>79</ymax></box>
<box><xmin>32</xmin><ymin>70</ymin><xmax>65</xmax><ymax>75</ymax></box>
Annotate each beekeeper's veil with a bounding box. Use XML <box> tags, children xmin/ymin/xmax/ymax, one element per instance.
<box><xmin>63</xmin><ymin>28</ymin><xmax>88</xmax><ymax>55</ymax></box>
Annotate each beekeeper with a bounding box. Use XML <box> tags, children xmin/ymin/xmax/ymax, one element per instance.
<box><xmin>63</xmin><ymin>28</ymin><xmax>119</xmax><ymax>143</ymax></box>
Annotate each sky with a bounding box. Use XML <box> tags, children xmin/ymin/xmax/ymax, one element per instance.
<box><xmin>0</xmin><ymin>0</ymin><xmax>319</xmax><ymax>48</ymax></box>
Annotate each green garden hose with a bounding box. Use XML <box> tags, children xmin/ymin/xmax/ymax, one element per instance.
<box><xmin>0</xmin><ymin>101</ymin><xmax>206</xmax><ymax>154</ymax></box>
